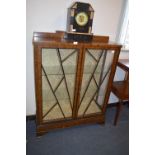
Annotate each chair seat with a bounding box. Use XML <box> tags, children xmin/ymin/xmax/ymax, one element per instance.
<box><xmin>112</xmin><ymin>81</ymin><xmax>129</xmax><ymax>100</ymax></box>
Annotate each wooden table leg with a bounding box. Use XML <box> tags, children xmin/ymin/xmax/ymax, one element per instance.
<box><xmin>114</xmin><ymin>99</ymin><xmax>123</xmax><ymax>126</ymax></box>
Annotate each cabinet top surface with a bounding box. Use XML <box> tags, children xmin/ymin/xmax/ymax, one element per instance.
<box><xmin>33</xmin><ymin>31</ymin><xmax>122</xmax><ymax>50</ymax></box>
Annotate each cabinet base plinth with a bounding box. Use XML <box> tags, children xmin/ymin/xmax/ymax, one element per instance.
<box><xmin>36</xmin><ymin>114</ymin><xmax>104</xmax><ymax>136</ymax></box>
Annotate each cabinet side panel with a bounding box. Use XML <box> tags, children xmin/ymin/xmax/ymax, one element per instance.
<box><xmin>34</xmin><ymin>46</ymin><xmax>43</xmax><ymax>124</ymax></box>
<box><xmin>102</xmin><ymin>49</ymin><xmax>121</xmax><ymax>112</ymax></box>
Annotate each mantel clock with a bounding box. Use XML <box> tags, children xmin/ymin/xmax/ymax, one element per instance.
<box><xmin>66</xmin><ymin>2</ymin><xmax>94</xmax><ymax>42</ymax></box>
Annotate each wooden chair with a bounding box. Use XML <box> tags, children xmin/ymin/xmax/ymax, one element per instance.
<box><xmin>111</xmin><ymin>59</ymin><xmax>129</xmax><ymax>125</ymax></box>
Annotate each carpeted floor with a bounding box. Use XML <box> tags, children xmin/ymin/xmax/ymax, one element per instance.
<box><xmin>26</xmin><ymin>104</ymin><xmax>129</xmax><ymax>155</ymax></box>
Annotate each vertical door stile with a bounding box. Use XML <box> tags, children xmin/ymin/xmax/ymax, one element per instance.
<box><xmin>72</xmin><ymin>45</ymin><xmax>86</xmax><ymax>119</ymax></box>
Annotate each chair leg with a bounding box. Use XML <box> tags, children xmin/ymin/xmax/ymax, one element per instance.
<box><xmin>114</xmin><ymin>99</ymin><xmax>123</xmax><ymax>126</ymax></box>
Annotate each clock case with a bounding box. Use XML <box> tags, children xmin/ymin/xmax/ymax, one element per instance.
<box><xmin>66</xmin><ymin>2</ymin><xmax>94</xmax><ymax>42</ymax></box>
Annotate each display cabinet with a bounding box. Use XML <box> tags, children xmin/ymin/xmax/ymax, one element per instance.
<box><xmin>33</xmin><ymin>31</ymin><xmax>122</xmax><ymax>136</ymax></box>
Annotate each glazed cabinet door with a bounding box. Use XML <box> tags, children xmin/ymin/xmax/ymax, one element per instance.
<box><xmin>41</xmin><ymin>48</ymin><xmax>79</xmax><ymax>122</ymax></box>
<box><xmin>77</xmin><ymin>48</ymin><xmax>116</xmax><ymax>117</ymax></box>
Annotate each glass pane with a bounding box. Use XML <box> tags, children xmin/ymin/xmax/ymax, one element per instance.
<box><xmin>78</xmin><ymin>49</ymin><xmax>115</xmax><ymax>117</ymax></box>
<box><xmin>42</xmin><ymin>48</ymin><xmax>78</xmax><ymax>121</ymax></box>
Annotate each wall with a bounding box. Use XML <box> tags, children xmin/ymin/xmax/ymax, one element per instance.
<box><xmin>27</xmin><ymin>0</ymin><xmax>125</xmax><ymax>115</ymax></box>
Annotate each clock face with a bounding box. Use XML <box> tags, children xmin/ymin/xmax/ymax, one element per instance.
<box><xmin>75</xmin><ymin>12</ymin><xmax>88</xmax><ymax>26</ymax></box>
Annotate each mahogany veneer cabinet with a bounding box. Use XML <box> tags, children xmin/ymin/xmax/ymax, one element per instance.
<box><xmin>33</xmin><ymin>31</ymin><xmax>122</xmax><ymax>136</ymax></box>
